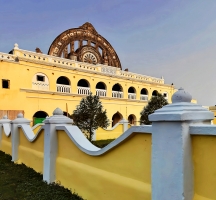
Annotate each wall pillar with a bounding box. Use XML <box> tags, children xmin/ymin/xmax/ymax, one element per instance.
<box><xmin>149</xmin><ymin>88</ymin><xmax>213</xmax><ymax>200</ymax></box>
<box><xmin>11</xmin><ymin>113</ymin><xmax>31</xmax><ymax>162</ymax></box>
<box><xmin>43</xmin><ymin>108</ymin><xmax>73</xmax><ymax>183</ymax></box>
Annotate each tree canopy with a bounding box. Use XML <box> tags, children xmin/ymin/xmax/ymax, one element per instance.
<box><xmin>140</xmin><ymin>93</ymin><xmax>168</xmax><ymax>125</ymax></box>
<box><xmin>72</xmin><ymin>93</ymin><xmax>109</xmax><ymax>141</ymax></box>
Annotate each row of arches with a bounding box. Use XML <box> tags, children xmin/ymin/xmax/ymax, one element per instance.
<box><xmin>33</xmin><ymin>110</ymin><xmax>137</xmax><ymax>127</ymax></box>
<box><xmin>57</xmin><ymin>76</ymin><xmax>153</xmax><ymax>96</ymax></box>
<box><xmin>33</xmin><ymin>73</ymin><xmax>168</xmax><ymax>100</ymax></box>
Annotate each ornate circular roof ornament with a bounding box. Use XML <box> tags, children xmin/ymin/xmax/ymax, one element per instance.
<box><xmin>83</xmin><ymin>52</ymin><xmax>97</xmax><ymax>64</ymax></box>
<box><xmin>48</xmin><ymin>22</ymin><xmax>122</xmax><ymax>69</ymax></box>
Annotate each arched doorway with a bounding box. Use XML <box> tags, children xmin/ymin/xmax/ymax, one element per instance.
<box><xmin>152</xmin><ymin>90</ymin><xmax>158</xmax><ymax>97</ymax></box>
<box><xmin>128</xmin><ymin>114</ymin><xmax>136</xmax><ymax>125</ymax></box>
<box><xmin>77</xmin><ymin>79</ymin><xmax>90</xmax><ymax>95</ymax></box>
<box><xmin>112</xmin><ymin>112</ymin><xmax>123</xmax><ymax>127</ymax></box>
<box><xmin>96</xmin><ymin>82</ymin><xmax>106</xmax><ymax>96</ymax></box>
<box><xmin>56</xmin><ymin>76</ymin><xmax>71</xmax><ymax>93</ymax></box>
<box><xmin>33</xmin><ymin>111</ymin><xmax>48</xmax><ymax>125</ymax></box>
<box><xmin>112</xmin><ymin>83</ymin><xmax>123</xmax><ymax>98</ymax></box>
<box><xmin>128</xmin><ymin>87</ymin><xmax>136</xmax><ymax>99</ymax></box>
<box><xmin>140</xmin><ymin>88</ymin><xmax>148</xmax><ymax>100</ymax></box>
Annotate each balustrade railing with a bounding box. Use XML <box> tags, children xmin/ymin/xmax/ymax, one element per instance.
<box><xmin>128</xmin><ymin>93</ymin><xmax>136</xmax><ymax>100</ymax></box>
<box><xmin>78</xmin><ymin>87</ymin><xmax>90</xmax><ymax>95</ymax></box>
<box><xmin>96</xmin><ymin>89</ymin><xmax>106</xmax><ymax>97</ymax></box>
<box><xmin>140</xmin><ymin>94</ymin><xmax>148</xmax><ymax>101</ymax></box>
<box><xmin>56</xmin><ymin>84</ymin><xmax>71</xmax><ymax>93</ymax></box>
<box><xmin>112</xmin><ymin>91</ymin><xmax>123</xmax><ymax>98</ymax></box>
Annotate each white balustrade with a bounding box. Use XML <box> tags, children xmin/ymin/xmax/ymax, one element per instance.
<box><xmin>9</xmin><ymin>48</ymin><xmax>165</xmax><ymax>84</ymax></box>
<box><xmin>56</xmin><ymin>84</ymin><xmax>71</xmax><ymax>93</ymax></box>
<box><xmin>140</xmin><ymin>94</ymin><xmax>148</xmax><ymax>101</ymax></box>
<box><xmin>96</xmin><ymin>89</ymin><xmax>107</xmax><ymax>97</ymax></box>
<box><xmin>128</xmin><ymin>93</ymin><xmax>136</xmax><ymax>100</ymax></box>
<box><xmin>78</xmin><ymin>86</ymin><xmax>90</xmax><ymax>95</ymax></box>
<box><xmin>112</xmin><ymin>91</ymin><xmax>123</xmax><ymax>98</ymax></box>
<box><xmin>0</xmin><ymin>52</ymin><xmax>15</xmax><ymax>61</ymax></box>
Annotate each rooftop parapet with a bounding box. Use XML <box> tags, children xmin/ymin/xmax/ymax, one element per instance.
<box><xmin>6</xmin><ymin>43</ymin><xmax>165</xmax><ymax>85</ymax></box>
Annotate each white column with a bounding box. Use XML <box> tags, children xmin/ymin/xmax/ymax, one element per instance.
<box><xmin>149</xmin><ymin>88</ymin><xmax>214</xmax><ymax>200</ymax></box>
<box><xmin>11</xmin><ymin>113</ymin><xmax>31</xmax><ymax>162</ymax></box>
<box><xmin>120</xmin><ymin>119</ymin><xmax>129</xmax><ymax>132</ymax></box>
<box><xmin>43</xmin><ymin>108</ymin><xmax>73</xmax><ymax>183</ymax></box>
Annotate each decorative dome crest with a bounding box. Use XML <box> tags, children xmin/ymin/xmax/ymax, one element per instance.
<box><xmin>172</xmin><ymin>87</ymin><xmax>192</xmax><ymax>103</ymax></box>
<box><xmin>79</xmin><ymin>22</ymin><xmax>98</xmax><ymax>35</ymax></box>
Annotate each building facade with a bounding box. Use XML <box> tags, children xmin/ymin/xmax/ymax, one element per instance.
<box><xmin>0</xmin><ymin>22</ymin><xmax>175</xmax><ymax>126</ymax></box>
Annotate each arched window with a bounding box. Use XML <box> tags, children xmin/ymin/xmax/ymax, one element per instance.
<box><xmin>56</xmin><ymin>76</ymin><xmax>71</xmax><ymax>93</ymax></box>
<box><xmin>152</xmin><ymin>90</ymin><xmax>158</xmax><ymax>96</ymax></box>
<box><xmin>112</xmin><ymin>83</ymin><xmax>122</xmax><ymax>91</ymax></box>
<box><xmin>56</xmin><ymin>76</ymin><xmax>70</xmax><ymax>85</ymax></box>
<box><xmin>96</xmin><ymin>82</ymin><xmax>106</xmax><ymax>90</ymax></box>
<box><xmin>128</xmin><ymin>114</ymin><xmax>137</xmax><ymax>125</ymax></box>
<box><xmin>140</xmin><ymin>88</ymin><xmax>148</xmax><ymax>101</ymax></box>
<box><xmin>33</xmin><ymin>111</ymin><xmax>48</xmax><ymax>125</ymax></box>
<box><xmin>112</xmin><ymin>84</ymin><xmax>123</xmax><ymax>98</ymax></box>
<box><xmin>96</xmin><ymin>82</ymin><xmax>106</xmax><ymax>97</ymax></box>
<box><xmin>77</xmin><ymin>79</ymin><xmax>89</xmax><ymax>87</ymax></box>
<box><xmin>112</xmin><ymin>112</ymin><xmax>123</xmax><ymax>127</ymax></box>
<box><xmin>77</xmin><ymin>79</ymin><xmax>90</xmax><ymax>95</ymax></box>
<box><xmin>32</xmin><ymin>73</ymin><xmax>49</xmax><ymax>91</ymax></box>
<box><xmin>141</xmin><ymin>88</ymin><xmax>148</xmax><ymax>95</ymax></box>
<box><xmin>128</xmin><ymin>87</ymin><xmax>136</xmax><ymax>99</ymax></box>
<box><xmin>163</xmin><ymin>92</ymin><xmax>168</xmax><ymax>100</ymax></box>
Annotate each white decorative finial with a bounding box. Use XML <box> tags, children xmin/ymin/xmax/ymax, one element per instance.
<box><xmin>53</xmin><ymin>108</ymin><xmax>63</xmax><ymax>116</ymax></box>
<box><xmin>161</xmin><ymin>76</ymin><xmax>164</xmax><ymax>79</ymax></box>
<box><xmin>14</xmin><ymin>43</ymin><xmax>19</xmax><ymax>49</ymax></box>
<box><xmin>17</xmin><ymin>113</ymin><xmax>23</xmax><ymax>118</ymax></box>
<box><xmin>3</xmin><ymin>115</ymin><xmax>8</xmax><ymax>119</ymax></box>
<box><xmin>172</xmin><ymin>87</ymin><xmax>192</xmax><ymax>103</ymax></box>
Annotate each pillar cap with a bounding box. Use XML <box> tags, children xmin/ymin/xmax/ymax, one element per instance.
<box><xmin>44</xmin><ymin>108</ymin><xmax>73</xmax><ymax>124</ymax></box>
<box><xmin>149</xmin><ymin>88</ymin><xmax>214</xmax><ymax>122</ymax></box>
<box><xmin>0</xmin><ymin>115</ymin><xmax>11</xmax><ymax>123</ymax></box>
<box><xmin>14</xmin><ymin>43</ymin><xmax>19</xmax><ymax>49</ymax></box>
<box><xmin>12</xmin><ymin>113</ymin><xmax>31</xmax><ymax>124</ymax></box>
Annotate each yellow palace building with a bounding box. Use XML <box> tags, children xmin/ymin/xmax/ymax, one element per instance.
<box><xmin>0</xmin><ymin>22</ymin><xmax>175</xmax><ymax>127</ymax></box>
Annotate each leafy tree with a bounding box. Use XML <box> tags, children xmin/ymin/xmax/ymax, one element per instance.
<box><xmin>72</xmin><ymin>93</ymin><xmax>109</xmax><ymax>141</ymax></box>
<box><xmin>140</xmin><ymin>93</ymin><xmax>168</xmax><ymax>125</ymax></box>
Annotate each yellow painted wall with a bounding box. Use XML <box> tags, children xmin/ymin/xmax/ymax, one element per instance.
<box><xmin>0</xmin><ymin>128</ymin><xmax>11</xmax><ymax>155</ymax></box>
<box><xmin>0</xmin><ymin>49</ymin><xmax>175</xmax><ymax>128</ymax></box>
<box><xmin>96</xmin><ymin>123</ymin><xmax>131</xmax><ymax>140</ymax></box>
<box><xmin>17</xmin><ymin>128</ymin><xmax>44</xmax><ymax>173</ymax></box>
<box><xmin>56</xmin><ymin>130</ymin><xmax>152</xmax><ymax>200</ymax></box>
<box><xmin>192</xmin><ymin>135</ymin><xmax>216</xmax><ymax>200</ymax></box>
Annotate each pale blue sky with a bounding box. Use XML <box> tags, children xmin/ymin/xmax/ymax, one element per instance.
<box><xmin>1</xmin><ymin>0</ymin><xmax>216</xmax><ymax>105</ymax></box>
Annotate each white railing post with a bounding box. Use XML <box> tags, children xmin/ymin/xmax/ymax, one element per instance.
<box><xmin>56</xmin><ymin>84</ymin><xmax>71</xmax><ymax>93</ymax></box>
<box><xmin>149</xmin><ymin>88</ymin><xmax>214</xmax><ymax>200</ymax></box>
<box><xmin>77</xmin><ymin>87</ymin><xmax>90</xmax><ymax>95</ymax></box>
<box><xmin>11</xmin><ymin>113</ymin><xmax>31</xmax><ymax>162</ymax></box>
<box><xmin>43</xmin><ymin>108</ymin><xmax>73</xmax><ymax>183</ymax></box>
<box><xmin>140</xmin><ymin>94</ymin><xmax>148</xmax><ymax>101</ymax></box>
<box><xmin>96</xmin><ymin>89</ymin><xmax>107</xmax><ymax>97</ymax></box>
<box><xmin>112</xmin><ymin>91</ymin><xmax>123</xmax><ymax>98</ymax></box>
<box><xmin>128</xmin><ymin>93</ymin><xmax>136</xmax><ymax>99</ymax></box>
<box><xmin>0</xmin><ymin>115</ymin><xmax>11</xmax><ymax>148</ymax></box>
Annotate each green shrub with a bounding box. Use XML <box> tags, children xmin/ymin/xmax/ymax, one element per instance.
<box><xmin>92</xmin><ymin>139</ymin><xmax>115</xmax><ymax>148</ymax></box>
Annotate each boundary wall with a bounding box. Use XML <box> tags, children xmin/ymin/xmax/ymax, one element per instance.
<box><xmin>1</xmin><ymin>88</ymin><xmax>216</xmax><ymax>200</ymax></box>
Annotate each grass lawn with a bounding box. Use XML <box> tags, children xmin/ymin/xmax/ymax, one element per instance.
<box><xmin>0</xmin><ymin>151</ymin><xmax>84</xmax><ymax>200</ymax></box>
